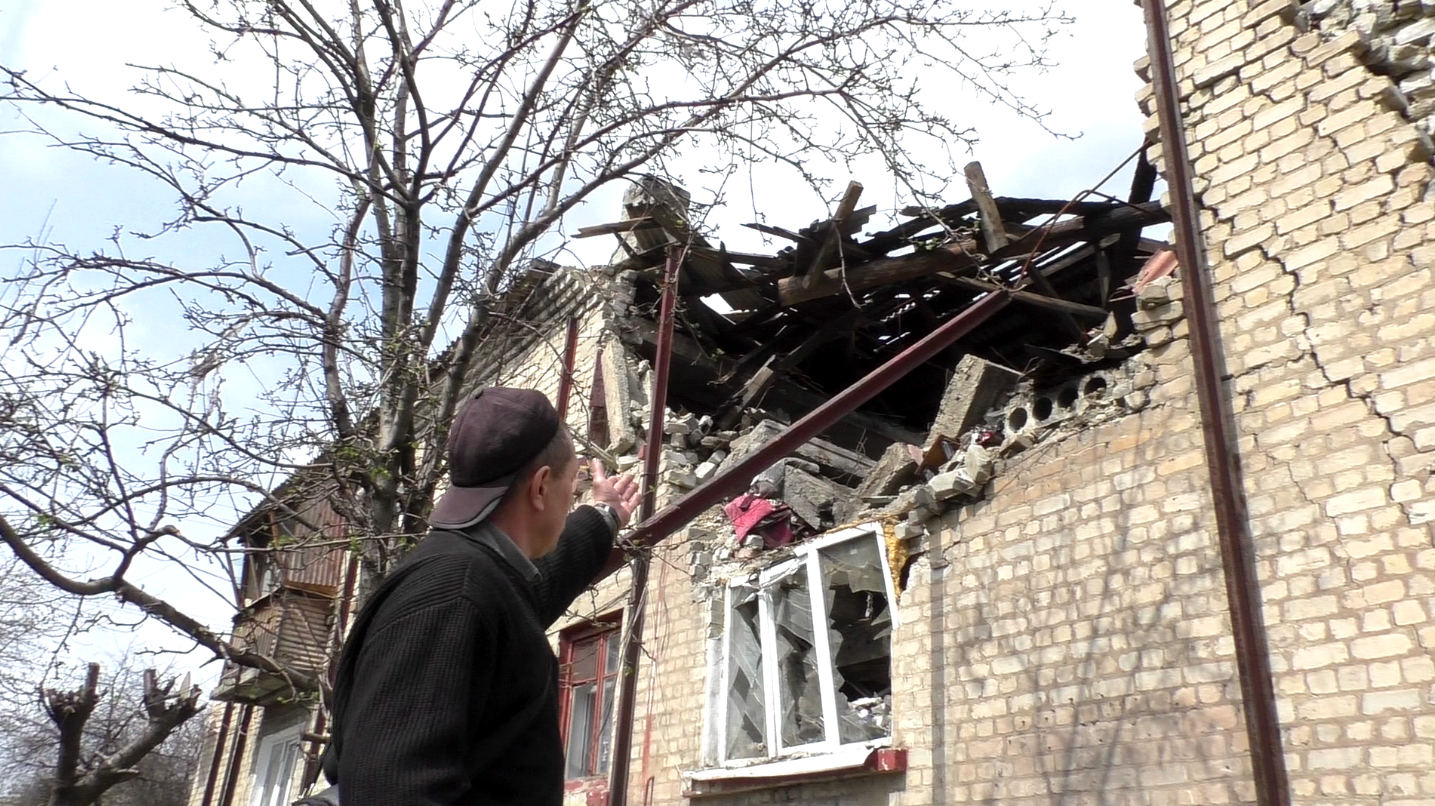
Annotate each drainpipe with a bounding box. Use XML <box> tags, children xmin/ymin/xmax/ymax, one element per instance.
<box><xmin>1141</xmin><ymin>2</ymin><xmax>1291</xmax><ymax>805</ymax></box>
<box><xmin>557</xmin><ymin>316</ymin><xmax>582</xmax><ymax>420</ymax></box>
<box><xmin>607</xmin><ymin>244</ymin><xmax>683</xmax><ymax>806</ymax></box>
<box><xmin>216</xmin><ymin>704</ymin><xmax>254</xmax><ymax>806</ymax></box>
<box><xmin>199</xmin><ymin>703</ymin><xmax>236</xmax><ymax>806</ymax></box>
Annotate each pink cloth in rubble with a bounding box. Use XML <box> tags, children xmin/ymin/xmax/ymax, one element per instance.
<box><xmin>723</xmin><ymin>494</ymin><xmax>794</xmax><ymax>549</ymax></box>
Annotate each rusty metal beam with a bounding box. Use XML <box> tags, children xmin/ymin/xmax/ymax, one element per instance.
<box><xmin>199</xmin><ymin>703</ymin><xmax>235</xmax><ymax>806</ymax></box>
<box><xmin>556</xmin><ymin>316</ymin><xmax>581</xmax><ymax>420</ymax></box>
<box><xmin>607</xmin><ymin>245</ymin><xmax>682</xmax><ymax>806</ymax></box>
<box><xmin>1142</xmin><ymin>2</ymin><xmax>1291</xmax><ymax>805</ymax></box>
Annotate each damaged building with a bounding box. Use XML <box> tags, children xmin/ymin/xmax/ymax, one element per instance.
<box><xmin>189</xmin><ymin>0</ymin><xmax>1435</xmax><ymax>804</ymax></box>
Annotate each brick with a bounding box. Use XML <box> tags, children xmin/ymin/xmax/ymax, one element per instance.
<box><xmin>1334</xmin><ymin>174</ymin><xmax>1396</xmax><ymax>212</ymax></box>
<box><xmin>1351</xmin><ymin>633</ymin><xmax>1415</xmax><ymax>660</ymax></box>
<box><xmin>1363</xmin><ymin>689</ymin><xmax>1424</xmax><ymax>715</ymax></box>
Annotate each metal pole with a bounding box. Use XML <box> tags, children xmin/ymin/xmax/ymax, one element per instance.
<box><xmin>199</xmin><ymin>703</ymin><xmax>235</xmax><ymax>806</ymax></box>
<box><xmin>1141</xmin><ymin>2</ymin><xmax>1291</xmax><ymax>804</ymax></box>
<box><xmin>595</xmin><ymin>288</ymin><xmax>1009</xmax><ymax>576</ymax></box>
<box><xmin>556</xmin><ymin>316</ymin><xmax>581</xmax><ymax>420</ymax></box>
<box><xmin>607</xmin><ymin>245</ymin><xmax>682</xmax><ymax>805</ymax></box>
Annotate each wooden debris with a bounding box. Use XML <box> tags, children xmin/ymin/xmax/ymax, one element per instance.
<box><xmin>575</xmin><ymin>217</ymin><xmax>663</xmax><ymax>238</ymax></box>
<box><xmin>800</xmin><ymin>181</ymin><xmax>865</xmax><ymax>290</ymax></box>
<box><xmin>963</xmin><ymin>162</ymin><xmax>1009</xmax><ymax>254</ymax></box>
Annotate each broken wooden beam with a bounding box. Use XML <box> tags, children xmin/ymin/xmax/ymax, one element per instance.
<box><xmin>709</xmin><ymin>246</ymin><xmax>788</xmax><ymax>270</ymax></box>
<box><xmin>801</xmin><ymin>181</ymin><xmax>865</xmax><ymax>290</ymax></box>
<box><xmin>778</xmin><ymin>243</ymin><xmax>982</xmax><ymax>305</ymax></box>
<box><xmin>963</xmin><ymin>162</ymin><xmax>1008</xmax><ymax>254</ymax></box>
<box><xmin>1022</xmin><ymin>256</ymin><xmax>1088</xmax><ymax>338</ymax></box>
<box><xmin>941</xmin><ymin>276</ymin><xmax>1109</xmax><ymax>319</ymax></box>
<box><xmin>786</xmin><ymin>202</ymin><xmax>1168</xmax><ymax>306</ymax></box>
<box><xmin>742</xmin><ymin>222</ymin><xmax>811</xmax><ymax>243</ymax></box>
<box><xmin>575</xmin><ymin>217</ymin><xmax>663</xmax><ymax>238</ymax></box>
<box><xmin>995</xmin><ymin>201</ymin><xmax>1167</xmax><ymax>259</ymax></box>
<box><xmin>717</xmin><ymin>305</ymin><xmax>870</xmax><ymax>428</ymax></box>
<box><xmin>898</xmin><ymin>198</ymin><xmax>1121</xmax><ymax>219</ymax></box>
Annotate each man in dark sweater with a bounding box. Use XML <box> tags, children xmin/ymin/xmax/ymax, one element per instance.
<box><xmin>323</xmin><ymin>387</ymin><xmax>640</xmax><ymax>806</ymax></box>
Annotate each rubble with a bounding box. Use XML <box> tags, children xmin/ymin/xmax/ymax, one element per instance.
<box><xmin>926</xmin><ymin>356</ymin><xmax>1021</xmax><ymax>449</ymax></box>
<box><xmin>574</xmin><ymin>172</ymin><xmax>1172</xmax><ymax>567</ymax></box>
<box><xmin>854</xmin><ymin>442</ymin><xmax>919</xmax><ymax>502</ymax></box>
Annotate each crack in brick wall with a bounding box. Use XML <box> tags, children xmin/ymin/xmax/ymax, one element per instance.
<box><xmin>1142</xmin><ymin>0</ymin><xmax>1435</xmax><ymax>798</ymax></box>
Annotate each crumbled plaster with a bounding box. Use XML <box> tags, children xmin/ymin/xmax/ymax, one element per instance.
<box><xmin>880</xmin><ymin>277</ymin><xmax>1180</xmax><ymax>542</ymax></box>
<box><xmin>1298</xmin><ymin>0</ymin><xmax>1435</xmax><ymax>137</ymax></box>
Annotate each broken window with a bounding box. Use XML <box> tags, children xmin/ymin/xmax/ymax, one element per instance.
<box><xmin>559</xmin><ymin>616</ymin><xmax>621</xmax><ymax>780</ymax></box>
<box><xmin>716</xmin><ymin>525</ymin><xmax>896</xmax><ymax>766</ymax></box>
<box><xmin>724</xmin><ymin>584</ymin><xmax>766</xmax><ymax>761</ymax></box>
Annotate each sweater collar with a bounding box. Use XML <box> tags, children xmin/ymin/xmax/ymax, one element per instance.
<box><xmin>463</xmin><ymin>521</ymin><xmax>541</xmax><ymax>583</ymax></box>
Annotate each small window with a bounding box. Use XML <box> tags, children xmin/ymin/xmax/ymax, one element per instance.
<box><xmin>717</xmin><ymin>525</ymin><xmax>897</xmax><ymax>766</ymax></box>
<box><xmin>249</xmin><ymin>725</ymin><xmax>303</xmax><ymax>806</ymax></box>
<box><xmin>559</xmin><ymin>617</ymin><xmax>622</xmax><ymax>780</ymax></box>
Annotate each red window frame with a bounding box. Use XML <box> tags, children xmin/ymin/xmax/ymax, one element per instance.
<box><xmin>558</xmin><ymin>614</ymin><xmax>622</xmax><ymax>787</ymax></box>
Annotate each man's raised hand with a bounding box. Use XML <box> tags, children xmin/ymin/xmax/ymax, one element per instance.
<box><xmin>589</xmin><ymin>459</ymin><xmax>641</xmax><ymax>528</ymax></box>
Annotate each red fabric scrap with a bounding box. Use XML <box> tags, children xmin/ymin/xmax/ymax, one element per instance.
<box><xmin>723</xmin><ymin>494</ymin><xmax>794</xmax><ymax>549</ymax></box>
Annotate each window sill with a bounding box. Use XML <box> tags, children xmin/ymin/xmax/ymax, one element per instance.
<box><xmin>563</xmin><ymin>776</ymin><xmax>608</xmax><ymax>806</ymax></box>
<box><xmin>682</xmin><ymin>746</ymin><xmax>906</xmax><ymax>798</ymax></box>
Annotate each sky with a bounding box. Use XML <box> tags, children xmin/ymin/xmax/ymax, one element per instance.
<box><xmin>0</xmin><ymin>0</ymin><xmax>1155</xmax><ymax>691</ymax></box>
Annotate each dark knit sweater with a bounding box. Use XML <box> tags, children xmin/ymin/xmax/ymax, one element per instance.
<box><xmin>325</xmin><ymin>506</ymin><xmax>615</xmax><ymax>806</ymax></box>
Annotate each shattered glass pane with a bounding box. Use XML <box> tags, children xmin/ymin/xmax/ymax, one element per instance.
<box><xmin>565</xmin><ymin>682</ymin><xmax>596</xmax><ymax>778</ymax></box>
<box><xmin>725</xmin><ymin>585</ymin><xmax>767</xmax><ymax>760</ymax></box>
<box><xmin>604</xmin><ymin>632</ymin><xmax>620</xmax><ymax>675</ymax></box>
<box><xmin>596</xmin><ymin>676</ymin><xmax>616</xmax><ymax>775</ymax></box>
<box><xmin>771</xmin><ymin>567</ymin><xmax>825</xmax><ymax>748</ymax></box>
<box><xmin>571</xmin><ymin>639</ymin><xmax>599</xmax><ymax>680</ymax></box>
<box><xmin>818</xmin><ymin>537</ymin><xmax>894</xmax><ymax>744</ymax></box>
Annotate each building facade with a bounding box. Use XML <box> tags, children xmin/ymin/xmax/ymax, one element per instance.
<box><xmin>189</xmin><ymin>0</ymin><xmax>1435</xmax><ymax>803</ymax></box>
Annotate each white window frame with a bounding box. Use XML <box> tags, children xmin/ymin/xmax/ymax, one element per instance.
<box><xmin>714</xmin><ymin>523</ymin><xmax>898</xmax><ymax>767</ymax></box>
<box><xmin>249</xmin><ymin>723</ymin><xmax>304</xmax><ymax>806</ymax></box>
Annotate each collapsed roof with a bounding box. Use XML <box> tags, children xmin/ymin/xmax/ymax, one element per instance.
<box><xmin>581</xmin><ymin>164</ymin><xmax>1171</xmax><ymax>455</ymax></box>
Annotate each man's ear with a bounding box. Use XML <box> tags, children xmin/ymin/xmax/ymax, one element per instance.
<box><xmin>528</xmin><ymin>465</ymin><xmax>553</xmax><ymax>511</ymax></box>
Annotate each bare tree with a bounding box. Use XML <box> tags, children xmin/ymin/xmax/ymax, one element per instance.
<box><xmin>0</xmin><ymin>557</ymin><xmax>64</xmax><ymax>701</ymax></box>
<box><xmin>0</xmin><ymin>0</ymin><xmax>1067</xmax><ymax>759</ymax></box>
<box><xmin>2</xmin><ymin>659</ymin><xmax>204</xmax><ymax>806</ymax></box>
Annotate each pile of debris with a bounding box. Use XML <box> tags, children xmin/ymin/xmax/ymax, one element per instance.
<box><xmin>577</xmin><ymin>165</ymin><xmax>1175</xmax><ymax>568</ymax></box>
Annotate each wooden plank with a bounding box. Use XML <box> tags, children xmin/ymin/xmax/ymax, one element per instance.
<box><xmin>779</xmin><ymin>202</ymin><xmax>1164</xmax><ymax>305</ymax></box>
<box><xmin>899</xmin><ymin>198</ymin><xmax>1117</xmax><ymax>218</ymax></box>
<box><xmin>993</xmin><ymin>201</ymin><xmax>1167</xmax><ymax>260</ymax></box>
<box><xmin>942</xmin><ymin>276</ymin><xmax>1108</xmax><ymax>319</ymax></box>
<box><xmin>707</xmin><ymin>246</ymin><xmax>787</xmax><ymax>270</ymax></box>
<box><xmin>963</xmin><ymin>162</ymin><xmax>1008</xmax><ymax>253</ymax></box>
<box><xmin>845</xmin><ymin>205</ymin><xmax>878</xmax><ymax>235</ymax></box>
<box><xmin>742</xmin><ymin>222</ymin><xmax>812</xmax><ymax>243</ymax></box>
<box><xmin>778</xmin><ymin>243</ymin><xmax>981</xmax><ymax>305</ymax></box>
<box><xmin>1022</xmin><ymin>258</ymin><xmax>1087</xmax><ymax>338</ymax></box>
<box><xmin>574</xmin><ymin>217</ymin><xmax>663</xmax><ymax>238</ymax></box>
<box><xmin>800</xmin><ymin>181</ymin><xmax>866</xmax><ymax>289</ymax></box>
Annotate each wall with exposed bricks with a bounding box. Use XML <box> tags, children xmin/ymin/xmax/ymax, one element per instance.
<box><xmin>191</xmin><ymin>1</ymin><xmax>1435</xmax><ymax>801</ymax></box>
<box><xmin>1140</xmin><ymin>0</ymin><xmax>1435</xmax><ymax>801</ymax></box>
<box><xmin>594</xmin><ymin>0</ymin><xmax>1435</xmax><ymax>803</ymax></box>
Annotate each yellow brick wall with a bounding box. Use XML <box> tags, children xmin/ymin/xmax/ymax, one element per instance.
<box><xmin>583</xmin><ymin>2</ymin><xmax>1435</xmax><ymax>803</ymax></box>
<box><xmin>583</xmin><ymin>370</ymin><xmax>1254</xmax><ymax>805</ymax></box>
<box><xmin>1151</xmin><ymin>0</ymin><xmax>1435</xmax><ymax>801</ymax></box>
